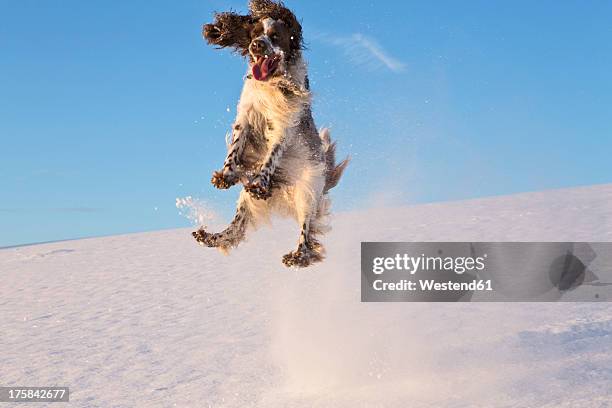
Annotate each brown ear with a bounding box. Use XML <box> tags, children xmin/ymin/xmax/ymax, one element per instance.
<box><xmin>248</xmin><ymin>0</ymin><xmax>303</xmax><ymax>51</ymax></box>
<box><xmin>202</xmin><ymin>12</ymin><xmax>253</xmax><ymax>55</ymax></box>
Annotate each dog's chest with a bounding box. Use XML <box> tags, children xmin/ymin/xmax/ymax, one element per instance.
<box><xmin>241</xmin><ymin>80</ymin><xmax>299</xmax><ymax>127</ymax></box>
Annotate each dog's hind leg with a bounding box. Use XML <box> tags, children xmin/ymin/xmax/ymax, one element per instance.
<box><xmin>281</xmin><ymin>216</ymin><xmax>324</xmax><ymax>268</ymax></box>
<box><xmin>282</xmin><ymin>167</ymin><xmax>328</xmax><ymax>268</ymax></box>
<box><xmin>193</xmin><ymin>194</ymin><xmax>251</xmax><ymax>253</ymax></box>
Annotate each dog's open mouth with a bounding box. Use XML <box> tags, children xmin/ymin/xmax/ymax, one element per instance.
<box><xmin>252</xmin><ymin>54</ymin><xmax>281</xmax><ymax>81</ymax></box>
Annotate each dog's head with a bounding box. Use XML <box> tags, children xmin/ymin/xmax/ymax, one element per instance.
<box><xmin>203</xmin><ymin>0</ymin><xmax>303</xmax><ymax>81</ymax></box>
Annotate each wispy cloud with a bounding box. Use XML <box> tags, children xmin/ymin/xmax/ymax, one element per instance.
<box><xmin>313</xmin><ymin>32</ymin><xmax>406</xmax><ymax>73</ymax></box>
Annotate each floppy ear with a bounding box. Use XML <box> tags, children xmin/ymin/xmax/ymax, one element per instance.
<box><xmin>202</xmin><ymin>12</ymin><xmax>253</xmax><ymax>55</ymax></box>
<box><xmin>249</xmin><ymin>0</ymin><xmax>303</xmax><ymax>51</ymax></box>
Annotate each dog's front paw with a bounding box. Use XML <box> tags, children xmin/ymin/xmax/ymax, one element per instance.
<box><xmin>245</xmin><ymin>176</ymin><xmax>271</xmax><ymax>200</ymax></box>
<box><xmin>211</xmin><ymin>170</ymin><xmax>238</xmax><ymax>190</ymax></box>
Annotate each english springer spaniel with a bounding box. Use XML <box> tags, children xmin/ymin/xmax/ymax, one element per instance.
<box><xmin>193</xmin><ymin>0</ymin><xmax>349</xmax><ymax>268</ymax></box>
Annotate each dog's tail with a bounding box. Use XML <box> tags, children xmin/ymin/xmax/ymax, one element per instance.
<box><xmin>320</xmin><ymin>128</ymin><xmax>350</xmax><ymax>193</ymax></box>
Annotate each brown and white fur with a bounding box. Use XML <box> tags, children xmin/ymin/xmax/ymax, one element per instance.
<box><xmin>193</xmin><ymin>0</ymin><xmax>349</xmax><ymax>267</ymax></box>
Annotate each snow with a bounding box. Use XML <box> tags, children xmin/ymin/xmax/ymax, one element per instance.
<box><xmin>1</xmin><ymin>184</ymin><xmax>611</xmax><ymax>407</ymax></box>
<box><xmin>175</xmin><ymin>196</ymin><xmax>219</xmax><ymax>228</ymax></box>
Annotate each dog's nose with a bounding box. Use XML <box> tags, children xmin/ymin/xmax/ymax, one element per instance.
<box><xmin>251</xmin><ymin>39</ymin><xmax>266</xmax><ymax>53</ymax></box>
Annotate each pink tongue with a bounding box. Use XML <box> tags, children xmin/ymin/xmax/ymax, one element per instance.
<box><xmin>252</xmin><ymin>57</ymin><xmax>271</xmax><ymax>81</ymax></box>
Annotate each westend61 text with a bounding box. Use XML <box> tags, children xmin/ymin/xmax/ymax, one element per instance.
<box><xmin>372</xmin><ymin>279</ymin><xmax>493</xmax><ymax>292</ymax></box>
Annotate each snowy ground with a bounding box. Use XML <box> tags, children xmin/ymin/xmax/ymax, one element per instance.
<box><xmin>1</xmin><ymin>184</ymin><xmax>611</xmax><ymax>407</ymax></box>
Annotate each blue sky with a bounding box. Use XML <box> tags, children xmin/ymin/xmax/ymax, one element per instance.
<box><xmin>1</xmin><ymin>0</ymin><xmax>611</xmax><ymax>247</ymax></box>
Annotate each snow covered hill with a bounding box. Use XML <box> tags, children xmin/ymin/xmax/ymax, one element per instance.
<box><xmin>1</xmin><ymin>184</ymin><xmax>611</xmax><ymax>407</ymax></box>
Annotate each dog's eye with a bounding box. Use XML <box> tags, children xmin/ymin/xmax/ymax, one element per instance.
<box><xmin>270</xmin><ymin>33</ymin><xmax>278</xmax><ymax>42</ymax></box>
